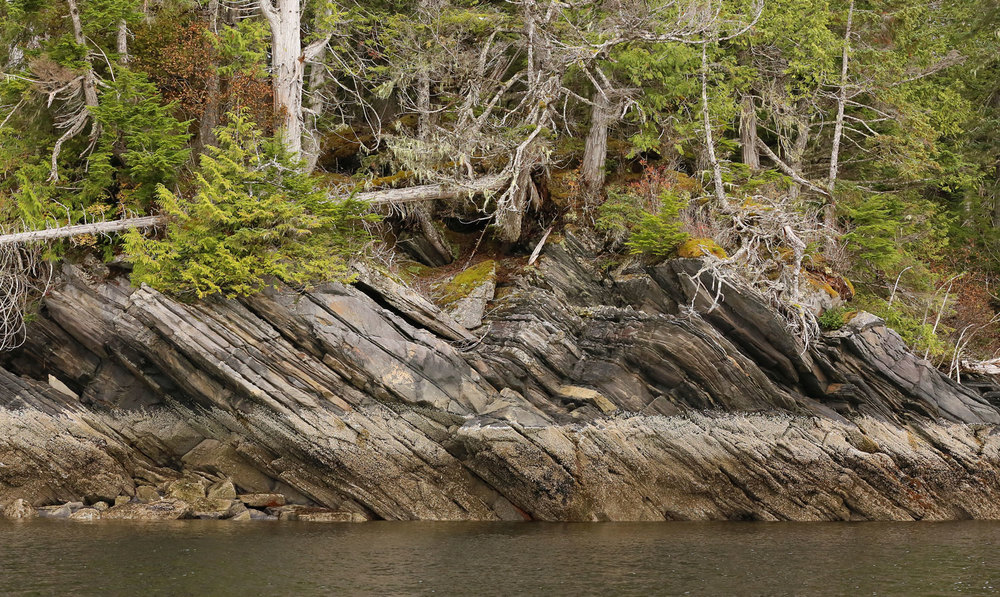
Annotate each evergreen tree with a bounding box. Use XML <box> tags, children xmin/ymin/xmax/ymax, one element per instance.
<box><xmin>125</xmin><ymin>111</ymin><xmax>373</xmax><ymax>299</ymax></box>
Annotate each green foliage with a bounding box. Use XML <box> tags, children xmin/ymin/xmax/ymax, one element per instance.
<box><xmin>853</xmin><ymin>295</ymin><xmax>951</xmax><ymax>360</ymax></box>
<box><xmin>595</xmin><ymin>186</ymin><xmax>689</xmax><ymax>258</ymax></box>
<box><xmin>213</xmin><ymin>19</ymin><xmax>270</xmax><ymax>79</ymax></box>
<box><xmin>625</xmin><ymin>192</ymin><xmax>690</xmax><ymax>257</ymax></box>
<box><xmin>87</xmin><ymin>67</ymin><xmax>192</xmax><ymax>208</ymax></box>
<box><xmin>817</xmin><ymin>306</ymin><xmax>850</xmax><ymax>330</ymax></box>
<box><xmin>125</xmin><ymin>112</ymin><xmax>375</xmax><ymax>299</ymax></box>
<box><xmin>840</xmin><ymin>189</ymin><xmax>950</xmax><ymax>285</ymax></box>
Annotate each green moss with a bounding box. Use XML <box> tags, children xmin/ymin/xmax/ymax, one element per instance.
<box><xmin>818</xmin><ymin>306</ymin><xmax>854</xmax><ymax>330</ymax></box>
<box><xmin>677</xmin><ymin>238</ymin><xmax>727</xmax><ymax>259</ymax></box>
<box><xmin>439</xmin><ymin>260</ymin><xmax>495</xmax><ymax>306</ymax></box>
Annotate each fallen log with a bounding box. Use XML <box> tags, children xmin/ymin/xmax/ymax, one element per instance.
<box><xmin>0</xmin><ymin>174</ymin><xmax>510</xmax><ymax>246</ymax></box>
<box><xmin>357</xmin><ymin>174</ymin><xmax>508</xmax><ymax>205</ymax></box>
<box><xmin>0</xmin><ymin>215</ymin><xmax>166</xmax><ymax>246</ymax></box>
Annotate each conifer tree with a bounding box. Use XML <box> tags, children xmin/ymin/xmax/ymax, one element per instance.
<box><xmin>126</xmin><ymin>110</ymin><xmax>372</xmax><ymax>299</ymax></box>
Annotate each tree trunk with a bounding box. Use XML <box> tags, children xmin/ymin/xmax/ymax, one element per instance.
<box><xmin>117</xmin><ymin>19</ymin><xmax>129</xmax><ymax>63</ymax></box>
<box><xmin>355</xmin><ymin>173</ymin><xmax>508</xmax><ymax>205</ymax></box>
<box><xmin>197</xmin><ymin>0</ymin><xmax>221</xmax><ymax>151</ymax></box>
<box><xmin>580</xmin><ymin>88</ymin><xmax>612</xmax><ymax>209</ymax></box>
<box><xmin>787</xmin><ymin>116</ymin><xmax>809</xmax><ymax>201</ymax></box>
<box><xmin>302</xmin><ymin>59</ymin><xmax>326</xmax><ymax>171</ymax></box>
<box><xmin>701</xmin><ymin>44</ymin><xmax>725</xmax><ymax>203</ymax></box>
<box><xmin>739</xmin><ymin>94</ymin><xmax>759</xmax><ymax>170</ymax></box>
<box><xmin>828</xmin><ymin>0</ymin><xmax>854</xmax><ymax>194</ymax></box>
<box><xmin>68</xmin><ymin>0</ymin><xmax>99</xmax><ymax>115</ymax></box>
<box><xmin>265</xmin><ymin>0</ymin><xmax>305</xmax><ymax>158</ymax></box>
<box><xmin>416</xmin><ymin>68</ymin><xmax>431</xmax><ymax>142</ymax></box>
<box><xmin>0</xmin><ymin>215</ymin><xmax>166</xmax><ymax>246</ymax></box>
<box><xmin>826</xmin><ymin>0</ymin><xmax>854</xmax><ymax>240</ymax></box>
<box><xmin>50</xmin><ymin>0</ymin><xmax>101</xmax><ymax>181</ymax></box>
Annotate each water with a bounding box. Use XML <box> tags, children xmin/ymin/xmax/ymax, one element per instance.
<box><xmin>1</xmin><ymin>520</ymin><xmax>998</xmax><ymax>596</ymax></box>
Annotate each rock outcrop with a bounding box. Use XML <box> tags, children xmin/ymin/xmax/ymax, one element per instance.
<box><xmin>2</xmin><ymin>230</ymin><xmax>1000</xmax><ymax>521</ymax></box>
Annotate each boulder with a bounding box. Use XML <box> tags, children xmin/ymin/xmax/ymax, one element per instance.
<box><xmin>91</xmin><ymin>501</ymin><xmax>109</xmax><ymax>511</ymax></box>
<box><xmin>206</xmin><ymin>480</ymin><xmax>237</xmax><ymax>500</ymax></box>
<box><xmin>101</xmin><ymin>498</ymin><xmax>193</xmax><ymax>521</ymax></box>
<box><xmin>189</xmin><ymin>498</ymin><xmax>238</xmax><ymax>519</ymax></box>
<box><xmin>439</xmin><ymin>260</ymin><xmax>496</xmax><ymax>329</ymax></box>
<box><xmin>135</xmin><ymin>486</ymin><xmax>160</xmax><ymax>503</ymax></box>
<box><xmin>37</xmin><ymin>504</ymin><xmax>72</xmax><ymax>518</ymax></box>
<box><xmin>270</xmin><ymin>505</ymin><xmax>367</xmax><ymax>522</ymax></box>
<box><xmin>69</xmin><ymin>508</ymin><xmax>100</xmax><ymax>521</ymax></box>
<box><xmin>2</xmin><ymin>499</ymin><xmax>36</xmax><ymax>519</ymax></box>
<box><xmin>166</xmin><ymin>478</ymin><xmax>207</xmax><ymax>503</ymax></box>
<box><xmin>238</xmin><ymin>493</ymin><xmax>285</xmax><ymax>508</ymax></box>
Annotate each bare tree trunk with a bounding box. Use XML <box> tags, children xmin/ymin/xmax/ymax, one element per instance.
<box><xmin>787</xmin><ymin>117</ymin><xmax>809</xmax><ymax>201</ymax></box>
<box><xmin>260</xmin><ymin>0</ymin><xmax>331</xmax><ymax>162</ymax></box>
<box><xmin>50</xmin><ymin>0</ymin><xmax>101</xmax><ymax>181</ymax></box>
<box><xmin>825</xmin><ymin>0</ymin><xmax>854</xmax><ymax>240</ymax></box>
<box><xmin>580</xmin><ymin>88</ymin><xmax>612</xmax><ymax>209</ymax></box>
<box><xmin>0</xmin><ymin>215</ymin><xmax>166</xmax><ymax>246</ymax></box>
<box><xmin>739</xmin><ymin>94</ymin><xmax>759</xmax><ymax>170</ymax></box>
<box><xmin>416</xmin><ymin>69</ymin><xmax>431</xmax><ymax>141</ymax></box>
<box><xmin>302</xmin><ymin>60</ymin><xmax>326</xmax><ymax>171</ymax></box>
<box><xmin>828</xmin><ymin>0</ymin><xmax>854</xmax><ymax>193</ymax></box>
<box><xmin>755</xmin><ymin>139</ymin><xmax>831</xmax><ymax>198</ymax></box>
<box><xmin>355</xmin><ymin>174</ymin><xmax>508</xmax><ymax>205</ymax></box>
<box><xmin>263</xmin><ymin>0</ymin><xmax>305</xmax><ymax>158</ymax></box>
<box><xmin>701</xmin><ymin>44</ymin><xmax>725</xmax><ymax>203</ymax></box>
<box><xmin>197</xmin><ymin>0</ymin><xmax>221</xmax><ymax>151</ymax></box>
<box><xmin>117</xmin><ymin>19</ymin><xmax>129</xmax><ymax>63</ymax></box>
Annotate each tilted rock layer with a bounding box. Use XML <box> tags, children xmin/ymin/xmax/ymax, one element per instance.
<box><xmin>2</xmin><ymin>231</ymin><xmax>1000</xmax><ymax>521</ymax></box>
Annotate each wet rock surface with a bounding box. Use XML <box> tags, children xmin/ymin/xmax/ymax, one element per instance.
<box><xmin>2</xmin><ymin>230</ymin><xmax>1000</xmax><ymax>521</ymax></box>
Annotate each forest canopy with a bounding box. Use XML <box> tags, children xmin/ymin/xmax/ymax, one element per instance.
<box><xmin>1</xmin><ymin>0</ymin><xmax>999</xmax><ymax>368</ymax></box>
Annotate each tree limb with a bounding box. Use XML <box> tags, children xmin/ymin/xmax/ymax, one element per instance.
<box><xmin>755</xmin><ymin>139</ymin><xmax>831</xmax><ymax>197</ymax></box>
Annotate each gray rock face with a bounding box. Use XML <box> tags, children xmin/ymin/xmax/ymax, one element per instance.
<box><xmin>1</xmin><ymin>231</ymin><xmax>1000</xmax><ymax>521</ymax></box>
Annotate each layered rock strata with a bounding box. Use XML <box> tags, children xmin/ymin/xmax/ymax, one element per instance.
<box><xmin>2</xmin><ymin>231</ymin><xmax>999</xmax><ymax>521</ymax></box>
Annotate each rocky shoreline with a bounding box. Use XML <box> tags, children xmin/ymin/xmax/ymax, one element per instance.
<box><xmin>2</xmin><ymin>476</ymin><xmax>364</xmax><ymax>522</ymax></box>
<box><xmin>2</xmin><ymin>230</ymin><xmax>1000</xmax><ymax>522</ymax></box>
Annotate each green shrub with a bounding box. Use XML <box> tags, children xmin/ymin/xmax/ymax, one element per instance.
<box><xmin>125</xmin><ymin>111</ymin><xmax>375</xmax><ymax>299</ymax></box>
<box><xmin>853</xmin><ymin>295</ymin><xmax>951</xmax><ymax>360</ymax></box>
<box><xmin>818</xmin><ymin>306</ymin><xmax>849</xmax><ymax>330</ymax></box>
<box><xmin>595</xmin><ymin>186</ymin><xmax>689</xmax><ymax>257</ymax></box>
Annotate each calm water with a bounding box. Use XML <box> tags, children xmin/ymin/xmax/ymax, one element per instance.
<box><xmin>1</xmin><ymin>520</ymin><xmax>998</xmax><ymax>596</ymax></box>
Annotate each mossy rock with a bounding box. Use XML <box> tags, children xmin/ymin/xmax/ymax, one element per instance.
<box><xmin>806</xmin><ymin>273</ymin><xmax>840</xmax><ymax>298</ymax></box>
<box><xmin>677</xmin><ymin>238</ymin><xmax>727</xmax><ymax>259</ymax></box>
<box><xmin>439</xmin><ymin>260</ymin><xmax>496</xmax><ymax>307</ymax></box>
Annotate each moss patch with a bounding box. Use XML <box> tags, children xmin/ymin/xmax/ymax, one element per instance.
<box><xmin>439</xmin><ymin>260</ymin><xmax>496</xmax><ymax>306</ymax></box>
<box><xmin>677</xmin><ymin>238</ymin><xmax>728</xmax><ymax>259</ymax></box>
<box><xmin>806</xmin><ymin>273</ymin><xmax>840</xmax><ymax>298</ymax></box>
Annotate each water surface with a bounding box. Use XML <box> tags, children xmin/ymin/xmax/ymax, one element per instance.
<box><xmin>1</xmin><ymin>520</ymin><xmax>997</xmax><ymax>595</ymax></box>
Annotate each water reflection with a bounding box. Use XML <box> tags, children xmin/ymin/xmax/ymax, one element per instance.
<box><xmin>0</xmin><ymin>520</ymin><xmax>997</xmax><ymax>595</ymax></box>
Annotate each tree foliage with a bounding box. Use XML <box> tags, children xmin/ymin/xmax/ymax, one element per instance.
<box><xmin>125</xmin><ymin>112</ymin><xmax>372</xmax><ymax>299</ymax></box>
